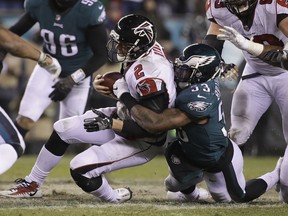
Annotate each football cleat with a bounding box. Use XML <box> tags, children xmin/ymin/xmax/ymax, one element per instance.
<box><xmin>114</xmin><ymin>187</ymin><xmax>132</xmax><ymax>203</ymax></box>
<box><xmin>167</xmin><ymin>187</ymin><xmax>210</xmax><ymax>202</ymax></box>
<box><xmin>0</xmin><ymin>178</ymin><xmax>42</xmax><ymax>198</ymax></box>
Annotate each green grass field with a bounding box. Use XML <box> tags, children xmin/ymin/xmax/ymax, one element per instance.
<box><xmin>0</xmin><ymin>155</ymin><xmax>287</xmax><ymax>216</ymax></box>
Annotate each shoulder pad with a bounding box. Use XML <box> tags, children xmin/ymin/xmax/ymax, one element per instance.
<box><xmin>24</xmin><ymin>0</ymin><xmax>45</xmax><ymax>11</ymax></box>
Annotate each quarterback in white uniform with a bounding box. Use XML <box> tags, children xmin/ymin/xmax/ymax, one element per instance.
<box><xmin>204</xmin><ymin>0</ymin><xmax>288</xmax><ymax>202</ymax></box>
<box><xmin>0</xmin><ymin>14</ymin><xmax>178</xmax><ymax>203</ymax></box>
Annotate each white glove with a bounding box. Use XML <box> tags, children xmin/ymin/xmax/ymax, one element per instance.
<box><xmin>113</xmin><ymin>77</ymin><xmax>129</xmax><ymax>99</ymax></box>
<box><xmin>217</xmin><ymin>26</ymin><xmax>263</xmax><ymax>56</ymax></box>
<box><xmin>38</xmin><ymin>52</ymin><xmax>61</xmax><ymax>81</ymax></box>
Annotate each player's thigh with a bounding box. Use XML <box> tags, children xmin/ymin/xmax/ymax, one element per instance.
<box><xmin>0</xmin><ymin>107</ymin><xmax>25</xmax><ymax>152</ymax></box>
<box><xmin>54</xmin><ymin>107</ymin><xmax>116</xmax><ymax>145</ymax></box>
<box><xmin>70</xmin><ymin>134</ymin><xmax>163</xmax><ymax>178</ymax></box>
<box><xmin>18</xmin><ymin>65</ymin><xmax>54</xmax><ymax>122</ymax></box>
<box><xmin>59</xmin><ymin>77</ymin><xmax>91</xmax><ymax>119</ymax></box>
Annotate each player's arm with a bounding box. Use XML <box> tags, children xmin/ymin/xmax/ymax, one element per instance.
<box><xmin>260</xmin><ymin>16</ymin><xmax>288</xmax><ymax>70</ymax></box>
<box><xmin>0</xmin><ymin>26</ymin><xmax>61</xmax><ymax>76</ymax></box>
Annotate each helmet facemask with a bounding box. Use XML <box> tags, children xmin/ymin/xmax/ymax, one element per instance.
<box><xmin>224</xmin><ymin>0</ymin><xmax>257</xmax><ymax>17</ymax></box>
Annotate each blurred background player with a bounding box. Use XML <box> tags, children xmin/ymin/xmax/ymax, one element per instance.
<box><xmin>106</xmin><ymin>43</ymin><xmax>282</xmax><ymax>203</ymax></box>
<box><xmin>203</xmin><ymin>0</ymin><xmax>288</xmax><ymax>202</ymax></box>
<box><xmin>0</xmin><ymin>0</ymin><xmax>108</xmax><ymax>142</ymax></box>
<box><xmin>0</xmin><ymin>26</ymin><xmax>61</xmax><ymax>175</ymax></box>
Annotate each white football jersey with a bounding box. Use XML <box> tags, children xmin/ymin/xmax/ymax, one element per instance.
<box><xmin>124</xmin><ymin>41</ymin><xmax>176</xmax><ymax>108</ymax></box>
<box><xmin>206</xmin><ymin>0</ymin><xmax>288</xmax><ymax>76</ymax></box>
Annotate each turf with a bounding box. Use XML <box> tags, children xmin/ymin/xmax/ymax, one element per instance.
<box><xmin>0</xmin><ymin>155</ymin><xmax>287</xmax><ymax>216</ymax></box>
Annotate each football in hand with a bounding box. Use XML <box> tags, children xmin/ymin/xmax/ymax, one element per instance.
<box><xmin>102</xmin><ymin>71</ymin><xmax>123</xmax><ymax>92</ymax></box>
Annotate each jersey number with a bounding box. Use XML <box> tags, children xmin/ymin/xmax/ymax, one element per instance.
<box><xmin>41</xmin><ymin>29</ymin><xmax>78</xmax><ymax>56</ymax></box>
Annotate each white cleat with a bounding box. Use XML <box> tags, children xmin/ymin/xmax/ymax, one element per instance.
<box><xmin>0</xmin><ymin>178</ymin><xmax>42</xmax><ymax>198</ymax></box>
<box><xmin>167</xmin><ymin>187</ymin><xmax>210</xmax><ymax>202</ymax></box>
<box><xmin>114</xmin><ymin>187</ymin><xmax>132</xmax><ymax>203</ymax></box>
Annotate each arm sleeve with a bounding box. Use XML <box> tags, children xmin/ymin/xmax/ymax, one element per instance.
<box><xmin>9</xmin><ymin>12</ymin><xmax>37</xmax><ymax>36</ymax></box>
<box><xmin>80</xmin><ymin>24</ymin><xmax>108</xmax><ymax>77</ymax></box>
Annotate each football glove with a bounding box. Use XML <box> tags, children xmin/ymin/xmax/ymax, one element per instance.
<box><xmin>84</xmin><ymin>109</ymin><xmax>113</xmax><ymax>132</ymax></box>
<box><xmin>113</xmin><ymin>77</ymin><xmax>129</xmax><ymax>99</ymax></box>
<box><xmin>221</xmin><ymin>63</ymin><xmax>239</xmax><ymax>80</ymax></box>
<box><xmin>217</xmin><ymin>26</ymin><xmax>263</xmax><ymax>56</ymax></box>
<box><xmin>49</xmin><ymin>75</ymin><xmax>76</xmax><ymax>102</ymax></box>
<box><xmin>38</xmin><ymin>52</ymin><xmax>61</xmax><ymax>81</ymax></box>
<box><xmin>261</xmin><ymin>50</ymin><xmax>288</xmax><ymax>63</ymax></box>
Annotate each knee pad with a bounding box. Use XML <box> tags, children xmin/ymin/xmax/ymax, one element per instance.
<box><xmin>228</xmin><ymin>127</ymin><xmax>250</xmax><ymax>145</ymax></box>
<box><xmin>70</xmin><ymin>168</ymin><xmax>102</xmax><ymax>192</ymax></box>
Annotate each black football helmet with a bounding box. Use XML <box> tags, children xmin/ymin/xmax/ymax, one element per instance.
<box><xmin>224</xmin><ymin>0</ymin><xmax>257</xmax><ymax>17</ymax></box>
<box><xmin>174</xmin><ymin>43</ymin><xmax>223</xmax><ymax>88</ymax></box>
<box><xmin>107</xmin><ymin>14</ymin><xmax>156</xmax><ymax>63</ymax></box>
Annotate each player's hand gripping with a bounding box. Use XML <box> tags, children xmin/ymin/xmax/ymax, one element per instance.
<box><xmin>38</xmin><ymin>52</ymin><xmax>61</xmax><ymax>80</ymax></box>
<box><xmin>113</xmin><ymin>77</ymin><xmax>129</xmax><ymax>99</ymax></box>
<box><xmin>84</xmin><ymin>109</ymin><xmax>113</xmax><ymax>132</ymax></box>
<box><xmin>93</xmin><ymin>74</ymin><xmax>111</xmax><ymax>95</ymax></box>
<box><xmin>221</xmin><ymin>63</ymin><xmax>239</xmax><ymax>81</ymax></box>
<box><xmin>217</xmin><ymin>26</ymin><xmax>263</xmax><ymax>56</ymax></box>
<box><xmin>261</xmin><ymin>50</ymin><xmax>288</xmax><ymax>63</ymax></box>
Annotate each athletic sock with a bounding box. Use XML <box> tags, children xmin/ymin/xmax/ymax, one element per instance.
<box><xmin>90</xmin><ymin>176</ymin><xmax>117</xmax><ymax>202</ymax></box>
<box><xmin>25</xmin><ymin>145</ymin><xmax>63</xmax><ymax>185</ymax></box>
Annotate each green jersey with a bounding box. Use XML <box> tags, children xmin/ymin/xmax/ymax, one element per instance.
<box><xmin>25</xmin><ymin>0</ymin><xmax>106</xmax><ymax>75</ymax></box>
<box><xmin>176</xmin><ymin>79</ymin><xmax>228</xmax><ymax>166</ymax></box>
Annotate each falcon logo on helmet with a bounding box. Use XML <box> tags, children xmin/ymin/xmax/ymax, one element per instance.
<box><xmin>132</xmin><ymin>21</ymin><xmax>154</xmax><ymax>43</ymax></box>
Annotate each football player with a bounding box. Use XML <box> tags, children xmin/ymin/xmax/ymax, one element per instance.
<box><xmin>0</xmin><ymin>0</ymin><xmax>108</xmax><ymax>140</ymax></box>
<box><xmin>95</xmin><ymin>43</ymin><xmax>282</xmax><ymax>203</ymax></box>
<box><xmin>0</xmin><ymin>26</ymin><xmax>61</xmax><ymax>175</ymax></box>
<box><xmin>203</xmin><ymin>0</ymin><xmax>288</xmax><ymax>203</ymax></box>
<box><xmin>0</xmin><ymin>14</ymin><xmax>189</xmax><ymax>203</ymax></box>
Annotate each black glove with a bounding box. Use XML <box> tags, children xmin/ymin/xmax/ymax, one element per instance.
<box><xmin>49</xmin><ymin>75</ymin><xmax>76</xmax><ymax>102</ymax></box>
<box><xmin>262</xmin><ymin>50</ymin><xmax>288</xmax><ymax>63</ymax></box>
<box><xmin>221</xmin><ymin>63</ymin><xmax>238</xmax><ymax>80</ymax></box>
<box><xmin>84</xmin><ymin>109</ymin><xmax>113</xmax><ymax>132</ymax></box>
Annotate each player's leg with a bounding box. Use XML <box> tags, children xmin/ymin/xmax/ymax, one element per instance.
<box><xmin>218</xmin><ymin>141</ymin><xmax>281</xmax><ymax>202</ymax></box>
<box><xmin>163</xmin><ymin>140</ymin><xmax>209</xmax><ymax>202</ymax></box>
<box><xmin>273</xmin><ymin>73</ymin><xmax>288</xmax><ymax>203</ymax></box>
<box><xmin>0</xmin><ymin>108</ymin><xmax>116</xmax><ymax>198</ymax></box>
<box><xmin>15</xmin><ymin>65</ymin><xmax>54</xmax><ymax>138</ymax></box>
<box><xmin>0</xmin><ymin>107</ymin><xmax>25</xmax><ymax>175</ymax></box>
<box><xmin>70</xmin><ymin>135</ymin><xmax>163</xmax><ymax>203</ymax></box>
<box><xmin>58</xmin><ymin>77</ymin><xmax>90</xmax><ymax>119</ymax></box>
<box><xmin>229</xmin><ymin>77</ymin><xmax>273</xmax><ymax>146</ymax></box>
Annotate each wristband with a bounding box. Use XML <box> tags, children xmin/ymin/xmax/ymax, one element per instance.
<box><xmin>246</xmin><ymin>40</ymin><xmax>264</xmax><ymax>57</ymax></box>
<box><xmin>71</xmin><ymin>69</ymin><xmax>86</xmax><ymax>83</ymax></box>
<box><xmin>119</xmin><ymin>93</ymin><xmax>138</xmax><ymax>111</ymax></box>
<box><xmin>38</xmin><ymin>52</ymin><xmax>48</xmax><ymax>66</ymax></box>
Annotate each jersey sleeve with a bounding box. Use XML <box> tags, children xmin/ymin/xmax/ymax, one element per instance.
<box><xmin>24</xmin><ymin>0</ymin><xmax>43</xmax><ymax>19</ymax></box>
<box><xmin>276</xmin><ymin>0</ymin><xmax>288</xmax><ymax>14</ymax></box>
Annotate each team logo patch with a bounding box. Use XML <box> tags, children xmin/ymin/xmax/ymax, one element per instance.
<box><xmin>187</xmin><ymin>101</ymin><xmax>211</xmax><ymax>112</ymax></box>
<box><xmin>132</xmin><ymin>21</ymin><xmax>154</xmax><ymax>43</ymax></box>
<box><xmin>136</xmin><ymin>78</ymin><xmax>162</xmax><ymax>96</ymax></box>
